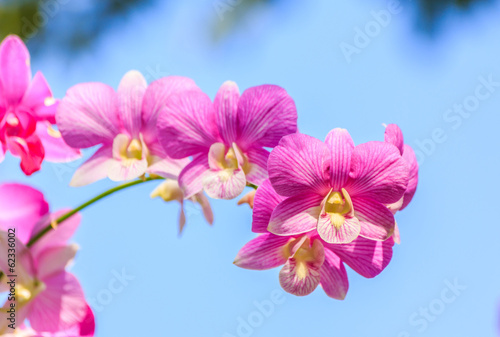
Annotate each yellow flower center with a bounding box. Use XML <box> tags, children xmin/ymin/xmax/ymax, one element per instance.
<box><xmin>324</xmin><ymin>188</ymin><xmax>353</xmax><ymax>230</ymax></box>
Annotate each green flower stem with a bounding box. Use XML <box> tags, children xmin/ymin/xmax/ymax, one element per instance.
<box><xmin>247</xmin><ymin>183</ymin><xmax>258</xmax><ymax>190</ymax></box>
<box><xmin>26</xmin><ymin>176</ymin><xmax>163</xmax><ymax>248</ymax></box>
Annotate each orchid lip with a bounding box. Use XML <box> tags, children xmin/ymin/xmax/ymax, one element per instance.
<box><xmin>323</xmin><ymin>188</ymin><xmax>354</xmax><ymax>230</ymax></box>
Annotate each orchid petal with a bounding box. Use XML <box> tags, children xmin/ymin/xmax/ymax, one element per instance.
<box><xmin>35</xmin><ymin>121</ymin><xmax>81</xmax><ymax>163</ymax></box>
<box><xmin>178</xmin><ymin>154</ymin><xmax>210</xmax><ymax>198</ymax></box>
<box><xmin>268</xmin><ymin>193</ymin><xmax>323</xmax><ymax>236</ymax></box>
<box><xmin>268</xmin><ymin>133</ymin><xmax>331</xmax><ymax>197</ymax></box>
<box><xmin>214</xmin><ymin>81</ymin><xmax>240</xmax><ymax>144</ymax></box>
<box><xmin>203</xmin><ymin>168</ymin><xmax>246</xmax><ymax>200</ymax></box>
<box><xmin>320</xmin><ymin>249</ymin><xmax>349</xmax><ymax>300</ymax></box>
<box><xmin>325</xmin><ymin>128</ymin><xmax>354</xmax><ymax>191</ymax></box>
<box><xmin>353</xmin><ymin>196</ymin><xmax>395</xmax><ymax>241</ymax></box>
<box><xmin>252</xmin><ymin>179</ymin><xmax>284</xmax><ymax>233</ymax></box>
<box><xmin>237</xmin><ymin>85</ymin><xmax>297</xmax><ymax>150</ymax></box>
<box><xmin>56</xmin><ymin>82</ymin><xmax>119</xmax><ymax>148</ymax></box>
<box><xmin>69</xmin><ymin>146</ymin><xmax>113</xmax><ymax>187</ymax></box>
<box><xmin>346</xmin><ymin>141</ymin><xmax>409</xmax><ymax>204</ymax></box>
<box><xmin>117</xmin><ymin>70</ymin><xmax>147</xmax><ymax>138</ymax></box>
<box><xmin>384</xmin><ymin>124</ymin><xmax>404</xmax><ymax>155</ymax></box>
<box><xmin>327</xmin><ymin>236</ymin><xmax>394</xmax><ymax>278</ymax></box>
<box><xmin>0</xmin><ymin>35</ymin><xmax>31</xmax><ymax>104</ymax></box>
<box><xmin>234</xmin><ymin>233</ymin><xmax>290</xmax><ymax>270</ymax></box>
<box><xmin>157</xmin><ymin>91</ymin><xmax>219</xmax><ymax>159</ymax></box>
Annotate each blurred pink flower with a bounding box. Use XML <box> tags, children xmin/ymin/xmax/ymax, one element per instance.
<box><xmin>151</xmin><ymin>178</ymin><xmax>213</xmax><ymax>235</ymax></box>
<box><xmin>234</xmin><ymin>180</ymin><xmax>394</xmax><ymax>298</ymax></box>
<box><xmin>157</xmin><ymin>81</ymin><xmax>297</xmax><ymax>200</ymax></box>
<box><xmin>0</xmin><ymin>35</ymin><xmax>80</xmax><ymax>175</ymax></box>
<box><xmin>0</xmin><ymin>183</ymin><xmax>93</xmax><ymax>335</ymax></box>
<box><xmin>56</xmin><ymin>71</ymin><xmax>197</xmax><ymax>186</ymax></box>
<box><xmin>266</xmin><ymin>129</ymin><xmax>409</xmax><ymax>244</ymax></box>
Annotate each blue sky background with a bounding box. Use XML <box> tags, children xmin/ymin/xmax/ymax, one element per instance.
<box><xmin>1</xmin><ymin>0</ymin><xmax>500</xmax><ymax>336</ymax></box>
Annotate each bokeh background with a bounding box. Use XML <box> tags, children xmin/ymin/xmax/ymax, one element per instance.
<box><xmin>1</xmin><ymin>0</ymin><xmax>500</xmax><ymax>336</ymax></box>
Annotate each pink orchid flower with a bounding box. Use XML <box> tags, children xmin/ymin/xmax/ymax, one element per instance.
<box><xmin>266</xmin><ymin>128</ymin><xmax>409</xmax><ymax>244</ymax></box>
<box><xmin>56</xmin><ymin>71</ymin><xmax>199</xmax><ymax>186</ymax></box>
<box><xmin>234</xmin><ymin>180</ymin><xmax>394</xmax><ymax>298</ymax></box>
<box><xmin>157</xmin><ymin>81</ymin><xmax>297</xmax><ymax>200</ymax></box>
<box><xmin>384</xmin><ymin>124</ymin><xmax>419</xmax><ymax>243</ymax></box>
<box><xmin>0</xmin><ymin>35</ymin><xmax>80</xmax><ymax>175</ymax></box>
<box><xmin>0</xmin><ymin>184</ymin><xmax>93</xmax><ymax>334</ymax></box>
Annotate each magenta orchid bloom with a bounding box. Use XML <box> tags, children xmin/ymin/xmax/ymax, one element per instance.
<box><xmin>234</xmin><ymin>180</ymin><xmax>394</xmax><ymax>298</ymax></box>
<box><xmin>266</xmin><ymin>128</ymin><xmax>409</xmax><ymax>244</ymax></box>
<box><xmin>56</xmin><ymin>71</ymin><xmax>199</xmax><ymax>186</ymax></box>
<box><xmin>384</xmin><ymin>124</ymin><xmax>419</xmax><ymax>243</ymax></box>
<box><xmin>0</xmin><ymin>35</ymin><xmax>80</xmax><ymax>175</ymax></box>
<box><xmin>0</xmin><ymin>184</ymin><xmax>93</xmax><ymax>334</ymax></box>
<box><xmin>157</xmin><ymin>81</ymin><xmax>297</xmax><ymax>200</ymax></box>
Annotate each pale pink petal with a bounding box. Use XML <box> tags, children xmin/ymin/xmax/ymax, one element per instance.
<box><xmin>214</xmin><ymin>81</ymin><xmax>240</xmax><ymax>144</ymax></box>
<box><xmin>69</xmin><ymin>146</ymin><xmax>113</xmax><ymax>187</ymax></box>
<box><xmin>268</xmin><ymin>133</ymin><xmax>331</xmax><ymax>197</ymax></box>
<box><xmin>194</xmin><ymin>192</ymin><xmax>214</xmax><ymax>225</ymax></box>
<box><xmin>252</xmin><ymin>179</ymin><xmax>284</xmax><ymax>233</ymax></box>
<box><xmin>0</xmin><ymin>35</ymin><xmax>31</xmax><ymax>104</ymax></box>
<box><xmin>178</xmin><ymin>154</ymin><xmax>210</xmax><ymax>198</ymax></box>
<box><xmin>317</xmin><ymin>214</ymin><xmax>360</xmax><ymax>244</ymax></box>
<box><xmin>234</xmin><ymin>233</ymin><xmax>290</xmax><ymax>270</ymax></box>
<box><xmin>107</xmin><ymin>157</ymin><xmax>148</xmax><ymax>182</ymax></box>
<box><xmin>0</xmin><ymin>183</ymin><xmax>48</xmax><ymax>243</ymax></box>
<box><xmin>36</xmin><ymin>244</ymin><xmax>78</xmax><ymax>280</ymax></box>
<box><xmin>353</xmin><ymin>196</ymin><xmax>395</xmax><ymax>241</ymax></box>
<box><xmin>0</xmin><ymin>231</ymin><xmax>35</xmax><ymax>285</ymax></box>
<box><xmin>384</xmin><ymin>124</ymin><xmax>404</xmax><ymax>155</ymax></box>
<box><xmin>146</xmin><ymin>141</ymin><xmax>188</xmax><ymax>178</ymax></box>
<box><xmin>21</xmin><ymin>72</ymin><xmax>57</xmax><ymax>123</ymax></box>
<box><xmin>279</xmin><ymin>239</ymin><xmax>324</xmax><ymax>296</ymax></box>
<box><xmin>56</xmin><ymin>82</ymin><xmax>119</xmax><ymax>148</ymax></box>
<box><xmin>236</xmin><ymin>85</ymin><xmax>297</xmax><ymax>150</ymax></box>
<box><xmin>0</xmin><ymin>144</ymin><xmax>5</xmax><ymax>163</ymax></box>
<box><xmin>320</xmin><ymin>249</ymin><xmax>349</xmax><ymax>300</ymax></box>
<box><xmin>29</xmin><ymin>271</ymin><xmax>87</xmax><ymax>332</ymax></box>
<box><xmin>178</xmin><ymin>202</ymin><xmax>187</xmax><ymax>234</ymax></box>
<box><xmin>245</xmin><ymin>147</ymin><xmax>269</xmax><ymax>186</ymax></box>
<box><xmin>325</xmin><ymin>128</ymin><xmax>354</xmax><ymax>191</ymax></box>
<box><xmin>30</xmin><ymin>210</ymin><xmax>81</xmax><ymax>259</ymax></box>
<box><xmin>7</xmin><ymin>134</ymin><xmax>45</xmax><ymax>175</ymax></box>
<box><xmin>141</xmin><ymin>76</ymin><xmax>201</xmax><ymax>142</ymax></box>
<box><xmin>327</xmin><ymin>236</ymin><xmax>394</xmax><ymax>278</ymax></box>
<box><xmin>157</xmin><ymin>91</ymin><xmax>219</xmax><ymax>159</ymax></box>
<box><xmin>268</xmin><ymin>193</ymin><xmax>323</xmax><ymax>236</ymax></box>
<box><xmin>116</xmin><ymin>70</ymin><xmax>147</xmax><ymax>138</ymax></box>
<box><xmin>346</xmin><ymin>141</ymin><xmax>409</xmax><ymax>204</ymax></box>
<box><xmin>203</xmin><ymin>168</ymin><xmax>246</xmax><ymax>200</ymax></box>
<box><xmin>401</xmin><ymin>144</ymin><xmax>419</xmax><ymax>210</ymax></box>
<box><xmin>35</xmin><ymin>121</ymin><xmax>81</xmax><ymax>163</ymax></box>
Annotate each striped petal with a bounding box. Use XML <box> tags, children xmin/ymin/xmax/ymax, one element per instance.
<box><xmin>268</xmin><ymin>133</ymin><xmax>331</xmax><ymax>197</ymax></box>
<box><xmin>268</xmin><ymin>193</ymin><xmax>323</xmax><ymax>236</ymax></box>
<box><xmin>325</xmin><ymin>128</ymin><xmax>354</xmax><ymax>191</ymax></box>
<box><xmin>252</xmin><ymin>179</ymin><xmax>284</xmax><ymax>233</ymax></box>
<box><xmin>353</xmin><ymin>196</ymin><xmax>395</xmax><ymax>241</ymax></box>
<box><xmin>234</xmin><ymin>233</ymin><xmax>290</xmax><ymax>270</ymax></box>
<box><xmin>320</xmin><ymin>249</ymin><xmax>349</xmax><ymax>300</ymax></box>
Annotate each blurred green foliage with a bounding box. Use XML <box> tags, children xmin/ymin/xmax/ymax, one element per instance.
<box><xmin>0</xmin><ymin>0</ymin><xmax>154</xmax><ymax>53</ymax></box>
